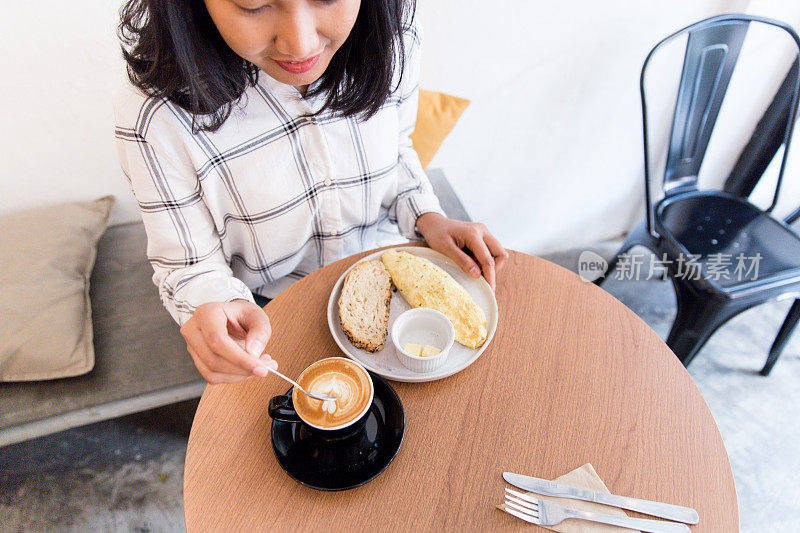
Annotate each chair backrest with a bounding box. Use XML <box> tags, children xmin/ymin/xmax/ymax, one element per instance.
<box><xmin>641</xmin><ymin>14</ymin><xmax>800</xmax><ymax>239</ymax></box>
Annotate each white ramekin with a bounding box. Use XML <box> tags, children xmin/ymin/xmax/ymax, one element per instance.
<box><xmin>391</xmin><ymin>308</ymin><xmax>455</xmax><ymax>373</ymax></box>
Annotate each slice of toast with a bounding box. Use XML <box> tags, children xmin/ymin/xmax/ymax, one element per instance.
<box><xmin>338</xmin><ymin>260</ymin><xmax>392</xmax><ymax>353</ymax></box>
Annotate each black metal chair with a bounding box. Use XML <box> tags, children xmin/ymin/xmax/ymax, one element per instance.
<box><xmin>597</xmin><ymin>14</ymin><xmax>800</xmax><ymax>375</ymax></box>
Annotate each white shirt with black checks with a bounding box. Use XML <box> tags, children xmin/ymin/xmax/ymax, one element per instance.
<box><xmin>114</xmin><ymin>26</ymin><xmax>443</xmax><ymax>325</ymax></box>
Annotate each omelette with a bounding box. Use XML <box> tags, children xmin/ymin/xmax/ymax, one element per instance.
<box><xmin>381</xmin><ymin>250</ymin><xmax>488</xmax><ymax>349</ymax></box>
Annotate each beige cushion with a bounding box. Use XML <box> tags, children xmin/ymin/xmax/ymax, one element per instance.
<box><xmin>0</xmin><ymin>196</ymin><xmax>114</xmax><ymax>381</ymax></box>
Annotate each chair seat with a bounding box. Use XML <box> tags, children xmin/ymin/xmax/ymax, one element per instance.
<box><xmin>655</xmin><ymin>191</ymin><xmax>800</xmax><ymax>296</ymax></box>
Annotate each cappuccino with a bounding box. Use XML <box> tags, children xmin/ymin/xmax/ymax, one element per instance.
<box><xmin>292</xmin><ymin>358</ymin><xmax>373</xmax><ymax>430</ymax></box>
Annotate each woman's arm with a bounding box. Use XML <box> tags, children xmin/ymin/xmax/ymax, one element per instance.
<box><xmin>115</xmin><ymin>99</ymin><xmax>275</xmax><ymax>382</ymax></box>
<box><xmin>391</xmin><ymin>24</ymin><xmax>508</xmax><ymax>289</ymax></box>
<box><xmin>389</xmin><ymin>23</ymin><xmax>448</xmax><ymax>239</ymax></box>
<box><xmin>115</xmin><ymin>122</ymin><xmax>251</xmax><ymax>324</ymax></box>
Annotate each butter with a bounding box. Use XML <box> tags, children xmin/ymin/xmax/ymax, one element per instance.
<box><xmin>404</xmin><ymin>343</ymin><xmax>423</xmax><ymax>356</ymax></box>
<box><xmin>421</xmin><ymin>345</ymin><xmax>441</xmax><ymax>357</ymax></box>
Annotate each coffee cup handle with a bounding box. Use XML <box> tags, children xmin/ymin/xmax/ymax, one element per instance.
<box><xmin>268</xmin><ymin>394</ymin><xmax>302</xmax><ymax>423</ymax></box>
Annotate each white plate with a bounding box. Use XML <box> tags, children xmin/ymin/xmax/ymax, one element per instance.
<box><xmin>327</xmin><ymin>247</ymin><xmax>499</xmax><ymax>383</ymax></box>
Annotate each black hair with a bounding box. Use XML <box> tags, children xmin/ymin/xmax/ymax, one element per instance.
<box><xmin>118</xmin><ymin>0</ymin><xmax>414</xmax><ymax>132</ymax></box>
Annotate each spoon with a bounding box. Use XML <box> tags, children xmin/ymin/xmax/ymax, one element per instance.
<box><xmin>265</xmin><ymin>366</ymin><xmax>338</xmax><ymax>402</ymax></box>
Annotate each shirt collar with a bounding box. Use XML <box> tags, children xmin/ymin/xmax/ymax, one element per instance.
<box><xmin>257</xmin><ymin>71</ymin><xmax>325</xmax><ymax>115</ymax></box>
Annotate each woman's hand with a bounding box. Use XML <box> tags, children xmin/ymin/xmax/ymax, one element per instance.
<box><xmin>415</xmin><ymin>212</ymin><xmax>509</xmax><ymax>290</ymax></box>
<box><xmin>180</xmin><ymin>300</ymin><xmax>277</xmax><ymax>384</ymax></box>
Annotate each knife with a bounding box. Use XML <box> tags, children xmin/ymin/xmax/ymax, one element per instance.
<box><xmin>503</xmin><ymin>472</ymin><xmax>699</xmax><ymax>525</ymax></box>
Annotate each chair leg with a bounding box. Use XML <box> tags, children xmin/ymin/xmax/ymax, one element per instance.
<box><xmin>595</xmin><ymin>221</ymin><xmax>654</xmax><ymax>286</ymax></box>
<box><xmin>762</xmin><ymin>299</ymin><xmax>800</xmax><ymax>376</ymax></box>
<box><xmin>665</xmin><ymin>278</ymin><xmax>745</xmax><ymax>367</ymax></box>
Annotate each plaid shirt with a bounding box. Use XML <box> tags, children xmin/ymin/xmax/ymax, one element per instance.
<box><xmin>114</xmin><ymin>26</ymin><xmax>444</xmax><ymax>325</ymax></box>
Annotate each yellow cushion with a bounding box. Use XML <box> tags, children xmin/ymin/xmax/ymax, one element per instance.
<box><xmin>411</xmin><ymin>90</ymin><xmax>470</xmax><ymax>169</ymax></box>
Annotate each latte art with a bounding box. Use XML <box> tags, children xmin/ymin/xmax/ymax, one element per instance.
<box><xmin>310</xmin><ymin>375</ymin><xmax>355</xmax><ymax>415</ymax></box>
<box><xmin>322</xmin><ymin>399</ymin><xmax>337</xmax><ymax>414</ymax></box>
<box><xmin>293</xmin><ymin>358</ymin><xmax>373</xmax><ymax>429</ymax></box>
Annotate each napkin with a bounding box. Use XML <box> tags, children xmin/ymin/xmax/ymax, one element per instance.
<box><xmin>498</xmin><ymin>463</ymin><xmax>640</xmax><ymax>533</ymax></box>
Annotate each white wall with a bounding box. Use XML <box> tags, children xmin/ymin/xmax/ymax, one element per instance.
<box><xmin>1</xmin><ymin>1</ymin><xmax>799</xmax><ymax>254</ymax></box>
<box><xmin>418</xmin><ymin>0</ymin><xmax>800</xmax><ymax>254</ymax></box>
<box><xmin>0</xmin><ymin>2</ymin><xmax>131</xmax><ymax>224</ymax></box>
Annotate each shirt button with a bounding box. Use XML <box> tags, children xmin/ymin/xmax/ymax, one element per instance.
<box><xmin>324</xmin><ymin>178</ymin><xmax>333</xmax><ymax>186</ymax></box>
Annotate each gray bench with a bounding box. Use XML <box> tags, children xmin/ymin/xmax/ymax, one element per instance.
<box><xmin>0</xmin><ymin>169</ymin><xmax>470</xmax><ymax>446</ymax></box>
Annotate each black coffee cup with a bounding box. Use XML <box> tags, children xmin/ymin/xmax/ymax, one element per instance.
<box><xmin>268</xmin><ymin>391</ymin><xmax>373</xmax><ymax>440</ymax></box>
<box><xmin>268</xmin><ymin>393</ymin><xmax>303</xmax><ymax>423</ymax></box>
<box><xmin>267</xmin><ymin>357</ymin><xmax>375</xmax><ymax>437</ymax></box>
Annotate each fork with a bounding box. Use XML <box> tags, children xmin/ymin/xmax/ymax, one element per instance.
<box><xmin>503</xmin><ymin>488</ymin><xmax>691</xmax><ymax>532</ymax></box>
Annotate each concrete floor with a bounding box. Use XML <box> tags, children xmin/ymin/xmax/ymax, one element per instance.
<box><xmin>0</xmin><ymin>401</ymin><xmax>195</xmax><ymax>532</ymax></box>
<box><xmin>2</xmin><ymin>244</ymin><xmax>799</xmax><ymax>532</ymax></box>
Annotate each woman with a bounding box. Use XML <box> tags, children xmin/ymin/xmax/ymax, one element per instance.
<box><xmin>115</xmin><ymin>0</ymin><xmax>507</xmax><ymax>384</ymax></box>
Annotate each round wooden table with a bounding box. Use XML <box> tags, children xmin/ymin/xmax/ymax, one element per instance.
<box><xmin>184</xmin><ymin>246</ymin><xmax>738</xmax><ymax>531</ymax></box>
